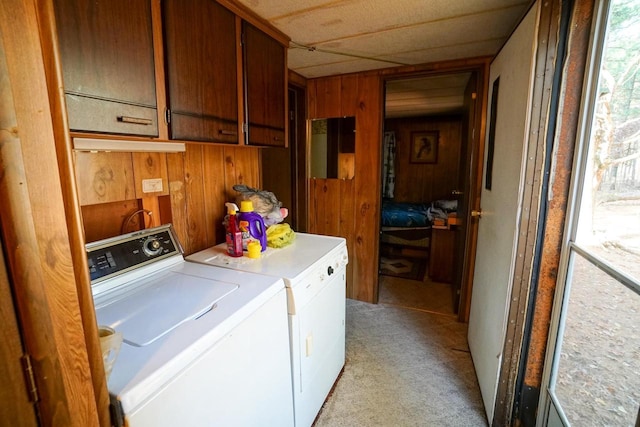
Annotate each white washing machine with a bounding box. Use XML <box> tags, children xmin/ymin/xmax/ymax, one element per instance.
<box><xmin>87</xmin><ymin>225</ymin><xmax>294</xmax><ymax>427</ymax></box>
<box><xmin>187</xmin><ymin>233</ymin><xmax>348</xmax><ymax>427</ymax></box>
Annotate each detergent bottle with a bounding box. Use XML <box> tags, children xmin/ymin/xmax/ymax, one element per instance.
<box><xmin>238</xmin><ymin>200</ymin><xmax>267</xmax><ymax>252</ymax></box>
<box><xmin>224</xmin><ymin>203</ymin><xmax>243</xmax><ymax>257</ymax></box>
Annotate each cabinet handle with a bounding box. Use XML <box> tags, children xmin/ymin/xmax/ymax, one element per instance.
<box><xmin>117</xmin><ymin>116</ymin><xmax>153</xmax><ymax>126</ymax></box>
<box><xmin>218</xmin><ymin>129</ymin><xmax>238</xmax><ymax>136</ymax></box>
<box><xmin>273</xmin><ymin>136</ymin><xmax>283</xmax><ymax>141</ymax></box>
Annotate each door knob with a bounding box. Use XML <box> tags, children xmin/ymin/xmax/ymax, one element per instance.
<box><xmin>451</xmin><ymin>190</ymin><xmax>463</xmax><ymax>195</ymax></box>
<box><xmin>471</xmin><ymin>210</ymin><xmax>482</xmax><ymax>218</ymax></box>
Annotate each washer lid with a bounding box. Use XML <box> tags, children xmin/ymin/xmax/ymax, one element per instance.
<box><xmin>96</xmin><ymin>272</ymin><xmax>238</xmax><ymax>347</ymax></box>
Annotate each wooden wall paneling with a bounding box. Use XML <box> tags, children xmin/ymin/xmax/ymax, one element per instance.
<box><xmin>318</xmin><ymin>179</ymin><xmax>342</xmax><ymax>236</ymax></box>
<box><xmin>132</xmin><ymin>151</ymin><xmax>169</xmax><ymax>231</ymax></box>
<box><xmin>308</xmin><ymin>179</ymin><xmax>318</xmax><ymax>232</ymax></box>
<box><xmin>166</xmin><ymin>145</ymin><xmax>262</xmax><ymax>256</ymax></box>
<box><xmin>352</xmin><ymin>74</ymin><xmax>382</xmax><ymax>302</ymax></box>
<box><xmin>314</xmin><ymin>76</ymin><xmax>342</xmax><ymax>119</ymax></box>
<box><xmin>75</xmin><ymin>152</ymin><xmax>136</xmax><ymax>205</ymax></box>
<box><xmin>340</xmin><ymin>74</ymin><xmax>359</xmax><ymax>117</ymax></box>
<box><xmin>385</xmin><ymin>116</ymin><xmax>462</xmax><ymax>203</ymax></box>
<box><xmin>307</xmin><ymin>79</ymin><xmax>317</xmax><ymax>119</ymax></box>
<box><xmin>166</xmin><ymin>151</ymin><xmax>190</xmax><ymax>252</ymax></box>
<box><xmin>339</xmin><ymin>178</ymin><xmax>356</xmax><ymax>297</ymax></box>
<box><xmin>132</xmin><ymin>152</ymin><xmax>169</xmax><ymax>198</ymax></box>
<box><xmin>140</xmin><ymin>196</ymin><xmax>162</xmax><ymax>229</ymax></box>
<box><xmin>183</xmin><ymin>144</ymin><xmax>209</xmax><ymax>253</ymax></box>
<box><xmin>309</xmin><ymin>179</ymin><xmax>323</xmax><ymax>233</ymax></box>
<box><xmin>0</xmin><ymin>0</ymin><xmax>102</xmax><ymax>423</ymax></box>
<box><xmin>312</xmin><ymin>179</ymin><xmax>329</xmax><ymax>235</ymax></box>
<box><xmin>261</xmin><ymin>146</ymin><xmax>293</xmax><ymax>219</ymax></box>
<box><xmin>81</xmin><ymin>199</ymin><xmax>142</xmax><ymax>242</ymax></box>
<box><xmin>308</xmin><ymin>178</ymin><xmax>340</xmax><ymax>236</ymax></box>
<box><xmin>224</xmin><ymin>146</ymin><xmax>261</xmax><ymax>195</ymax></box>
<box><xmin>0</xmin><ymin>235</ymin><xmax>38</xmax><ymax>425</ymax></box>
<box><xmin>202</xmin><ymin>145</ymin><xmax>227</xmax><ymax>248</ymax></box>
<box><xmin>307</xmin><ymin>73</ymin><xmax>382</xmax><ymax>303</ymax></box>
<box><xmin>157</xmin><ymin>194</ymin><xmax>173</xmax><ymax>229</ymax></box>
<box><xmin>436</xmin><ymin>120</ymin><xmax>462</xmax><ymax>197</ymax></box>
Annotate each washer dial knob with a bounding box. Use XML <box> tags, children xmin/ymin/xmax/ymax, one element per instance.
<box><xmin>143</xmin><ymin>237</ymin><xmax>162</xmax><ymax>256</ymax></box>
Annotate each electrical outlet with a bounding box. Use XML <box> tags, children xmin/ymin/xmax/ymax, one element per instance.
<box><xmin>142</xmin><ymin>178</ymin><xmax>163</xmax><ymax>193</ymax></box>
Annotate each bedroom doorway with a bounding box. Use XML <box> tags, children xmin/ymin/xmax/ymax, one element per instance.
<box><xmin>379</xmin><ymin>69</ymin><xmax>483</xmax><ymax>320</ymax></box>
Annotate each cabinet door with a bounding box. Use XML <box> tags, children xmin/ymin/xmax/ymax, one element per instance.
<box><xmin>243</xmin><ymin>22</ymin><xmax>286</xmax><ymax>147</ymax></box>
<box><xmin>54</xmin><ymin>0</ymin><xmax>158</xmax><ymax>136</ymax></box>
<box><xmin>429</xmin><ymin>228</ymin><xmax>455</xmax><ymax>283</ymax></box>
<box><xmin>163</xmin><ymin>0</ymin><xmax>238</xmax><ymax>143</ymax></box>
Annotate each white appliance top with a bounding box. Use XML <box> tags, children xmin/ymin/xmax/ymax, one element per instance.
<box><xmin>95</xmin><ymin>271</ymin><xmax>238</xmax><ymax>347</ymax></box>
<box><xmin>186</xmin><ymin>233</ymin><xmax>347</xmax><ymax>283</ymax></box>
<box><xmin>87</xmin><ymin>225</ymin><xmax>285</xmax><ymax>415</ymax></box>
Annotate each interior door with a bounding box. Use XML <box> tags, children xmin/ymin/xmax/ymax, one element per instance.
<box><xmin>467</xmin><ymin>4</ymin><xmax>538</xmax><ymax>422</ymax></box>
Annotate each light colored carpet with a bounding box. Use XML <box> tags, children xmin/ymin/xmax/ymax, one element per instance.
<box><xmin>313</xmin><ymin>299</ymin><xmax>487</xmax><ymax>427</ymax></box>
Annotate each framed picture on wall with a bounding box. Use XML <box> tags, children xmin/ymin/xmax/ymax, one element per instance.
<box><xmin>410</xmin><ymin>131</ymin><xmax>438</xmax><ymax>164</ymax></box>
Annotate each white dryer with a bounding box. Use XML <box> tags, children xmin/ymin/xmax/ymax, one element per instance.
<box><xmin>87</xmin><ymin>225</ymin><xmax>294</xmax><ymax>427</ymax></box>
<box><xmin>187</xmin><ymin>233</ymin><xmax>348</xmax><ymax>427</ymax></box>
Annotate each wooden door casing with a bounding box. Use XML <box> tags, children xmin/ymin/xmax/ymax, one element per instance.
<box><xmin>455</xmin><ymin>70</ymin><xmax>485</xmax><ymax>320</ymax></box>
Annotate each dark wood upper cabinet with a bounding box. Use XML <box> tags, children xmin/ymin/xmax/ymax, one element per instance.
<box><xmin>54</xmin><ymin>0</ymin><xmax>158</xmax><ymax>136</ymax></box>
<box><xmin>163</xmin><ymin>0</ymin><xmax>238</xmax><ymax>143</ymax></box>
<box><xmin>243</xmin><ymin>21</ymin><xmax>286</xmax><ymax>147</ymax></box>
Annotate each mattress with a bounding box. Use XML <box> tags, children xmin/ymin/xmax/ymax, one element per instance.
<box><xmin>380</xmin><ymin>227</ymin><xmax>430</xmax><ymax>248</ymax></box>
<box><xmin>381</xmin><ymin>200</ymin><xmax>432</xmax><ymax>227</ymax></box>
<box><xmin>381</xmin><ymin>199</ymin><xmax>457</xmax><ymax>228</ymax></box>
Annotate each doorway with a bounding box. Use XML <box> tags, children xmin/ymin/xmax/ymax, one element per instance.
<box><xmin>378</xmin><ymin>71</ymin><xmax>481</xmax><ymax>318</ymax></box>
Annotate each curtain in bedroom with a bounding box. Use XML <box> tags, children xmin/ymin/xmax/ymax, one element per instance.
<box><xmin>382</xmin><ymin>131</ymin><xmax>396</xmax><ymax>199</ymax></box>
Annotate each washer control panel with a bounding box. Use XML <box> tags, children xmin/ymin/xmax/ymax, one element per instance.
<box><xmin>86</xmin><ymin>225</ymin><xmax>181</xmax><ymax>283</ymax></box>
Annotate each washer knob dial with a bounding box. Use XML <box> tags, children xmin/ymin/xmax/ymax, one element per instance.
<box><xmin>143</xmin><ymin>237</ymin><xmax>162</xmax><ymax>256</ymax></box>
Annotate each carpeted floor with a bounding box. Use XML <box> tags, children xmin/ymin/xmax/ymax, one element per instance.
<box><xmin>313</xmin><ymin>299</ymin><xmax>487</xmax><ymax>427</ymax></box>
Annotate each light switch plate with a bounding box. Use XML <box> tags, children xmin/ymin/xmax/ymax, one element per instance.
<box><xmin>142</xmin><ymin>178</ymin><xmax>163</xmax><ymax>193</ymax></box>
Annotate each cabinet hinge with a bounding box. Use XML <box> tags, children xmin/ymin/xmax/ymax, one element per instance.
<box><xmin>21</xmin><ymin>354</ymin><xmax>39</xmax><ymax>403</ymax></box>
<box><xmin>164</xmin><ymin>108</ymin><xmax>171</xmax><ymax>125</ymax></box>
<box><xmin>242</xmin><ymin>122</ymin><xmax>248</xmax><ymax>134</ymax></box>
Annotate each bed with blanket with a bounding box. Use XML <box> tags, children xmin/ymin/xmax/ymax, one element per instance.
<box><xmin>380</xmin><ymin>199</ymin><xmax>457</xmax><ymax>249</ymax></box>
